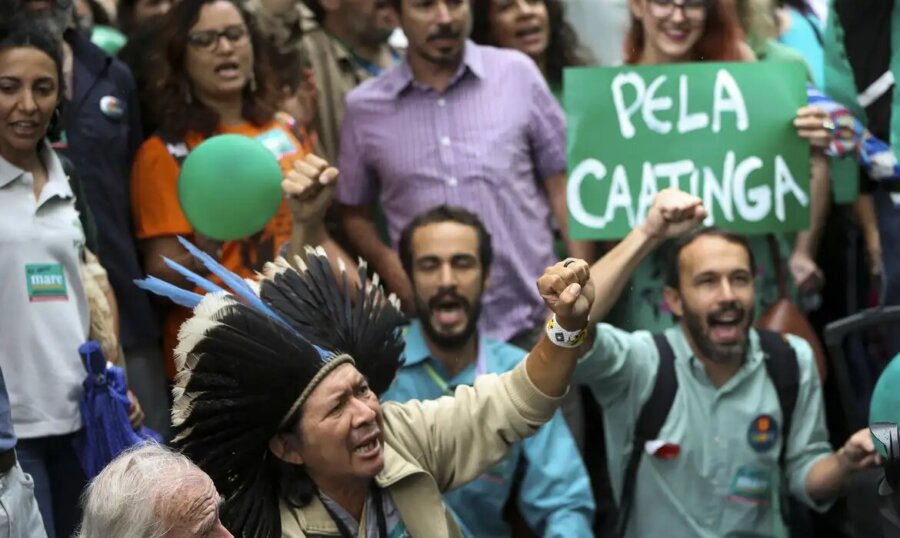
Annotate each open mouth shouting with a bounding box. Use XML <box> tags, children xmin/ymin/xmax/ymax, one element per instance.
<box><xmin>430</xmin><ymin>292</ymin><xmax>469</xmax><ymax>333</ymax></box>
<box><xmin>213</xmin><ymin>61</ymin><xmax>243</xmax><ymax>81</ymax></box>
<box><xmin>707</xmin><ymin>305</ymin><xmax>746</xmax><ymax>344</ymax></box>
<box><xmin>351</xmin><ymin>431</ymin><xmax>382</xmax><ymax>460</ymax></box>
<box><xmin>514</xmin><ymin>24</ymin><xmax>546</xmax><ymax>46</ymax></box>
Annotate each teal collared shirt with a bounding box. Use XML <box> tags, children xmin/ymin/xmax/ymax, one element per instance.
<box><xmin>382</xmin><ymin>321</ymin><xmax>595</xmax><ymax>538</ymax></box>
<box><xmin>576</xmin><ymin>324</ymin><xmax>833</xmax><ymax>538</ymax></box>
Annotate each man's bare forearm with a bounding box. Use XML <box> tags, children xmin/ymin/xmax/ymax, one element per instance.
<box><xmin>588</xmin><ymin>227</ymin><xmax>663</xmax><ymax>322</ymax></box>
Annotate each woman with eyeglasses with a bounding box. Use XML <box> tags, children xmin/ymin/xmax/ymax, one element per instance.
<box><xmin>470</xmin><ymin>0</ymin><xmax>592</xmax><ymax>100</ymax></box>
<box><xmin>599</xmin><ymin>0</ymin><xmax>833</xmax><ymax>338</ymax></box>
<box><xmin>130</xmin><ymin>0</ymin><xmax>321</xmax><ymax>381</ymax></box>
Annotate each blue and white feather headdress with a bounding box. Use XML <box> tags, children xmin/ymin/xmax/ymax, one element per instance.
<box><xmin>135</xmin><ymin>238</ymin><xmax>406</xmax><ymax>537</ymax></box>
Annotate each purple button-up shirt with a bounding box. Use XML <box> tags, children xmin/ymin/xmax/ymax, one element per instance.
<box><xmin>337</xmin><ymin>42</ymin><xmax>566</xmax><ymax>341</ymax></box>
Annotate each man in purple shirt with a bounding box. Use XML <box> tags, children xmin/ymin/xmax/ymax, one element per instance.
<box><xmin>336</xmin><ymin>0</ymin><xmax>593</xmax><ymax>347</ymax></box>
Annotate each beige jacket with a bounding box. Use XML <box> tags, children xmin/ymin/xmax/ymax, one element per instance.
<box><xmin>280</xmin><ymin>360</ymin><xmax>563</xmax><ymax>537</ymax></box>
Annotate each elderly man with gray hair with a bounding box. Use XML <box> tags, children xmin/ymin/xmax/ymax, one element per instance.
<box><xmin>77</xmin><ymin>444</ymin><xmax>232</xmax><ymax>538</ymax></box>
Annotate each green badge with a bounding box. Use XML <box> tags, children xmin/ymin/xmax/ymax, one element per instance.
<box><xmin>255</xmin><ymin>128</ymin><xmax>295</xmax><ymax>160</ymax></box>
<box><xmin>26</xmin><ymin>264</ymin><xmax>68</xmax><ymax>302</ymax></box>
<box><xmin>727</xmin><ymin>466</ymin><xmax>771</xmax><ymax>505</ymax></box>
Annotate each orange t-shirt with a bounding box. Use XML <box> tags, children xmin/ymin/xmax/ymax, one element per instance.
<box><xmin>131</xmin><ymin>119</ymin><xmax>311</xmax><ymax>378</ymax></box>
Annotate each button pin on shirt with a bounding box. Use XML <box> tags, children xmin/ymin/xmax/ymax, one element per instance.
<box><xmin>99</xmin><ymin>95</ymin><xmax>125</xmax><ymax>119</ymax></box>
<box><xmin>437</xmin><ymin>98</ymin><xmax>446</xmax><ymax>107</ymax></box>
<box><xmin>447</xmin><ymin>177</ymin><xmax>458</xmax><ymax>187</ymax></box>
<box><xmin>440</xmin><ymin>136</ymin><xmax>451</xmax><ymax>146</ymax></box>
<box><xmin>644</xmin><ymin>440</ymin><xmax>680</xmax><ymax>460</ymax></box>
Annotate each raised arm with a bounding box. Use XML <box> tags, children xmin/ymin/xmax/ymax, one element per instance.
<box><xmin>587</xmin><ymin>189</ymin><xmax>708</xmax><ymax>323</ymax></box>
<box><xmin>283</xmin><ymin>154</ymin><xmax>357</xmax><ymax>285</ymax></box>
<box><xmin>384</xmin><ymin>260</ymin><xmax>595</xmax><ymax>491</ymax></box>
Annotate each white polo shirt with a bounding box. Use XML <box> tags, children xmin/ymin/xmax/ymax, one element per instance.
<box><xmin>0</xmin><ymin>144</ymin><xmax>87</xmax><ymax>438</ymax></box>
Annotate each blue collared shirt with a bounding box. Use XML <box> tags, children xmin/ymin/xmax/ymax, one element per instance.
<box><xmin>382</xmin><ymin>321</ymin><xmax>594</xmax><ymax>538</ymax></box>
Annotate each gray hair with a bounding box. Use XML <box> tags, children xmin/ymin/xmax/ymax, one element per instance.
<box><xmin>76</xmin><ymin>442</ymin><xmax>208</xmax><ymax>538</ymax></box>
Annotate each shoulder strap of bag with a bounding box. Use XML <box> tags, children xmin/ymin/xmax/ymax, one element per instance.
<box><xmin>756</xmin><ymin>328</ymin><xmax>800</xmax><ymax>526</ymax></box>
<box><xmin>59</xmin><ymin>154</ymin><xmax>98</xmax><ymax>255</ymax></box>
<box><xmin>757</xmin><ymin>329</ymin><xmax>800</xmax><ymax>470</ymax></box>
<box><xmin>616</xmin><ymin>334</ymin><xmax>679</xmax><ymax>537</ymax></box>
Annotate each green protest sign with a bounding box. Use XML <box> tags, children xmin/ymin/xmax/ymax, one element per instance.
<box><xmin>566</xmin><ymin>62</ymin><xmax>810</xmax><ymax>240</ymax></box>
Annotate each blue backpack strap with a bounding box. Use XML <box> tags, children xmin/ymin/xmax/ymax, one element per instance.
<box><xmin>616</xmin><ymin>333</ymin><xmax>679</xmax><ymax>537</ymax></box>
<box><xmin>756</xmin><ymin>329</ymin><xmax>801</xmax><ymax>526</ymax></box>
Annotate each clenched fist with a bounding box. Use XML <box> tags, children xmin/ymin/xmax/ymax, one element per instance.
<box><xmin>640</xmin><ymin>189</ymin><xmax>708</xmax><ymax>241</ymax></box>
<box><xmin>537</xmin><ymin>259</ymin><xmax>595</xmax><ymax>331</ymax></box>
<box><xmin>284</xmin><ymin>154</ymin><xmax>339</xmax><ymax>224</ymax></box>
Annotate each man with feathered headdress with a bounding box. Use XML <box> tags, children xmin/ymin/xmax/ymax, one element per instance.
<box><xmin>137</xmin><ymin>160</ymin><xmax>596</xmax><ymax>538</ymax></box>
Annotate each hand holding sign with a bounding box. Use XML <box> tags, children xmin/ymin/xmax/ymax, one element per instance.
<box><xmin>793</xmin><ymin>106</ymin><xmax>833</xmax><ymax>150</ymax></box>
<box><xmin>640</xmin><ymin>189</ymin><xmax>708</xmax><ymax>241</ymax></box>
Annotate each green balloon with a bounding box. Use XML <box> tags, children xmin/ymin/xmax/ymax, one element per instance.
<box><xmin>869</xmin><ymin>353</ymin><xmax>900</xmax><ymax>458</ymax></box>
<box><xmin>178</xmin><ymin>134</ymin><xmax>283</xmax><ymax>241</ymax></box>
<box><xmin>90</xmin><ymin>25</ymin><xmax>127</xmax><ymax>55</ymax></box>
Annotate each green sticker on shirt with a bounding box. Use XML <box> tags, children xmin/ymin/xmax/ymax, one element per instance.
<box><xmin>26</xmin><ymin>264</ymin><xmax>68</xmax><ymax>302</ymax></box>
<box><xmin>727</xmin><ymin>466</ymin><xmax>771</xmax><ymax>505</ymax></box>
<box><xmin>255</xmin><ymin>128</ymin><xmax>295</xmax><ymax>160</ymax></box>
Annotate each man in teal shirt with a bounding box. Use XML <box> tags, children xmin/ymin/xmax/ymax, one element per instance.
<box><xmin>576</xmin><ymin>189</ymin><xmax>879</xmax><ymax>538</ymax></box>
<box><xmin>381</xmin><ymin>205</ymin><xmax>594</xmax><ymax>537</ymax></box>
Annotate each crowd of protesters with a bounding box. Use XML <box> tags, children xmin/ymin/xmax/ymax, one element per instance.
<box><xmin>0</xmin><ymin>0</ymin><xmax>897</xmax><ymax>536</ymax></box>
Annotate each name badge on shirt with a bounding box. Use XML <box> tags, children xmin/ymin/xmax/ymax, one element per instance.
<box><xmin>255</xmin><ymin>128</ymin><xmax>295</xmax><ymax>160</ymax></box>
<box><xmin>727</xmin><ymin>465</ymin><xmax>771</xmax><ymax>505</ymax></box>
<box><xmin>747</xmin><ymin>414</ymin><xmax>778</xmax><ymax>453</ymax></box>
<box><xmin>26</xmin><ymin>264</ymin><xmax>68</xmax><ymax>302</ymax></box>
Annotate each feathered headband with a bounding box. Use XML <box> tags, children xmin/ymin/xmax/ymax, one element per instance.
<box><xmin>135</xmin><ymin>238</ymin><xmax>406</xmax><ymax>537</ymax></box>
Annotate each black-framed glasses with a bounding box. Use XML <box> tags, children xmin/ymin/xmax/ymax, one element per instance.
<box><xmin>647</xmin><ymin>0</ymin><xmax>710</xmax><ymax>19</ymax></box>
<box><xmin>187</xmin><ymin>24</ymin><xmax>248</xmax><ymax>51</ymax></box>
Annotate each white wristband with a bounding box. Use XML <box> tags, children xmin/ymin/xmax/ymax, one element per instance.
<box><xmin>546</xmin><ymin>314</ymin><xmax>587</xmax><ymax>348</ymax></box>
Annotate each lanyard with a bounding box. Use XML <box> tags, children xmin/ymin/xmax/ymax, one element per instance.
<box><xmin>354</xmin><ymin>48</ymin><xmax>401</xmax><ymax>77</ymax></box>
<box><xmin>336</xmin><ymin>38</ymin><xmax>401</xmax><ymax>78</ymax></box>
<box><xmin>421</xmin><ymin>348</ymin><xmax>487</xmax><ymax>396</ymax></box>
<box><xmin>320</xmin><ymin>486</ymin><xmax>389</xmax><ymax>538</ymax></box>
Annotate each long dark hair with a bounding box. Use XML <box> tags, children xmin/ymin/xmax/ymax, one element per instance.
<box><xmin>470</xmin><ymin>0</ymin><xmax>591</xmax><ymax>86</ymax></box>
<box><xmin>0</xmin><ymin>19</ymin><xmax>65</xmax><ymax>142</ymax></box>
<box><xmin>148</xmin><ymin>0</ymin><xmax>279</xmax><ymax>139</ymax></box>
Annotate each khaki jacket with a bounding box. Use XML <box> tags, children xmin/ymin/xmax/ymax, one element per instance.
<box><xmin>280</xmin><ymin>360</ymin><xmax>563</xmax><ymax>537</ymax></box>
<box><xmin>247</xmin><ymin>1</ymin><xmax>396</xmax><ymax>164</ymax></box>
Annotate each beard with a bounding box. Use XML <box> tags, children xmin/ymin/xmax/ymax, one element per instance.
<box><xmin>9</xmin><ymin>0</ymin><xmax>73</xmax><ymax>38</ymax></box>
<box><xmin>416</xmin><ymin>289</ymin><xmax>481</xmax><ymax>350</ymax></box>
<box><xmin>418</xmin><ymin>23</ymin><xmax>467</xmax><ymax>66</ymax></box>
<box><xmin>682</xmin><ymin>301</ymin><xmax>753</xmax><ymax>365</ymax></box>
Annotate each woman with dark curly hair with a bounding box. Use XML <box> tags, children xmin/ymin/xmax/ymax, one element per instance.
<box><xmin>130</xmin><ymin>0</ymin><xmax>316</xmax><ymax>380</ymax></box>
<box><xmin>471</xmin><ymin>0</ymin><xmax>591</xmax><ymax>98</ymax></box>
